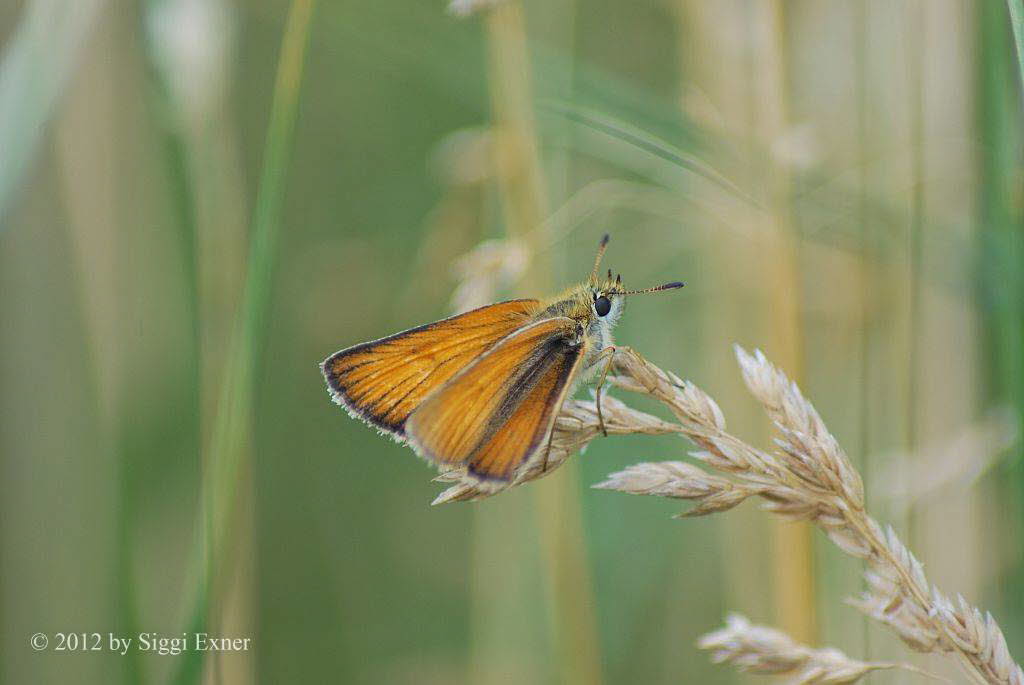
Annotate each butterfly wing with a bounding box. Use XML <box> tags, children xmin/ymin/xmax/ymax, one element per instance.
<box><xmin>405</xmin><ymin>317</ymin><xmax>585</xmax><ymax>482</ymax></box>
<box><xmin>322</xmin><ymin>299</ymin><xmax>540</xmax><ymax>439</ymax></box>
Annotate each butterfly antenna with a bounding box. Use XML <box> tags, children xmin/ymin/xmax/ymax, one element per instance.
<box><xmin>589</xmin><ymin>234</ymin><xmax>610</xmax><ymax>283</ymax></box>
<box><xmin>619</xmin><ymin>281</ymin><xmax>685</xmax><ymax>296</ymax></box>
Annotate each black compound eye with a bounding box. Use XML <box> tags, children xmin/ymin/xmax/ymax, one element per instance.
<box><xmin>594</xmin><ymin>296</ymin><xmax>611</xmax><ymax>317</ymax></box>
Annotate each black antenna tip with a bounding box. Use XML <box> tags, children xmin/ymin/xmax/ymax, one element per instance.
<box><xmin>663</xmin><ymin>281</ymin><xmax>685</xmax><ymax>289</ymax></box>
<box><xmin>599</xmin><ymin>233</ymin><xmax>610</xmax><ymax>247</ymax></box>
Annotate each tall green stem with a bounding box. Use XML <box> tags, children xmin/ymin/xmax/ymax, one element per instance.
<box><xmin>169</xmin><ymin>2</ymin><xmax>316</xmax><ymax>682</ymax></box>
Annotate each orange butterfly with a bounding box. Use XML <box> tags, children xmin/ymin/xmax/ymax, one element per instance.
<box><xmin>321</xmin><ymin>235</ymin><xmax>683</xmax><ymax>485</ymax></box>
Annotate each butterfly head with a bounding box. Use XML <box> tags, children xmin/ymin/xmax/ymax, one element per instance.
<box><xmin>566</xmin><ymin>234</ymin><xmax>685</xmax><ymax>350</ymax></box>
<box><xmin>587</xmin><ymin>268</ymin><xmax>626</xmax><ymax>329</ymax></box>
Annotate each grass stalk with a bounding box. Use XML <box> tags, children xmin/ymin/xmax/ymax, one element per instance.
<box><xmin>745</xmin><ymin>0</ymin><xmax>815</xmax><ymax>644</ymax></box>
<box><xmin>853</xmin><ymin>0</ymin><xmax>874</xmax><ymax>662</ymax></box>
<box><xmin>903</xmin><ymin>1</ymin><xmax>925</xmax><ymax>590</ymax></box>
<box><xmin>673</xmin><ymin>0</ymin><xmax>776</xmax><ymax>645</ymax></box>
<box><xmin>107</xmin><ymin>5</ymin><xmax>209</xmax><ymax>682</ymax></box>
<box><xmin>485</xmin><ymin>2</ymin><xmax>549</xmax><ymax>252</ymax></box>
<box><xmin>169</xmin><ymin>2</ymin><xmax>315</xmax><ymax>682</ymax></box>
<box><xmin>468</xmin><ymin>7</ymin><xmax>548</xmax><ymax>683</ymax></box>
<box><xmin>480</xmin><ymin>4</ymin><xmax>602</xmax><ymax>684</ymax></box>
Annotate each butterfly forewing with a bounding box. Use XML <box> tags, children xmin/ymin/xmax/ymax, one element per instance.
<box><xmin>406</xmin><ymin>317</ymin><xmax>584</xmax><ymax>481</ymax></box>
<box><xmin>322</xmin><ymin>299</ymin><xmax>540</xmax><ymax>438</ymax></box>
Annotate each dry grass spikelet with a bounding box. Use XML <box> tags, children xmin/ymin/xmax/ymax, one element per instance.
<box><xmin>591</xmin><ymin>346</ymin><xmax>1022</xmax><ymax>685</ymax></box>
<box><xmin>698</xmin><ymin>613</ymin><xmax>931</xmax><ymax>684</ymax></box>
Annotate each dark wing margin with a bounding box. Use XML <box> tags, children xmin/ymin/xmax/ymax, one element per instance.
<box><xmin>321</xmin><ymin>299</ymin><xmax>540</xmax><ymax>440</ymax></box>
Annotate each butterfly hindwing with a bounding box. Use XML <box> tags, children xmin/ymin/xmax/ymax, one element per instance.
<box><xmin>405</xmin><ymin>317</ymin><xmax>585</xmax><ymax>481</ymax></box>
<box><xmin>321</xmin><ymin>300</ymin><xmax>540</xmax><ymax>439</ymax></box>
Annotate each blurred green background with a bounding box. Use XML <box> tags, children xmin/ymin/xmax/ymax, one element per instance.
<box><xmin>1</xmin><ymin>0</ymin><xmax>1022</xmax><ymax>683</ymax></box>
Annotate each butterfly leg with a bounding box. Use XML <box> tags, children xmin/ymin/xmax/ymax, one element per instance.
<box><xmin>540</xmin><ymin>420</ymin><xmax>557</xmax><ymax>474</ymax></box>
<box><xmin>594</xmin><ymin>346</ymin><xmax>618</xmax><ymax>437</ymax></box>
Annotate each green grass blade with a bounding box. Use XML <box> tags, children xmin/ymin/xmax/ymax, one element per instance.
<box><xmin>542</xmin><ymin>101</ymin><xmax>760</xmax><ymax>208</ymax></box>
<box><xmin>168</xmin><ymin>2</ymin><xmax>316</xmax><ymax>683</ymax></box>
<box><xmin>981</xmin><ymin>0</ymin><xmax>1024</xmax><ymax>647</ymax></box>
<box><xmin>126</xmin><ymin>4</ymin><xmax>205</xmax><ymax>683</ymax></box>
